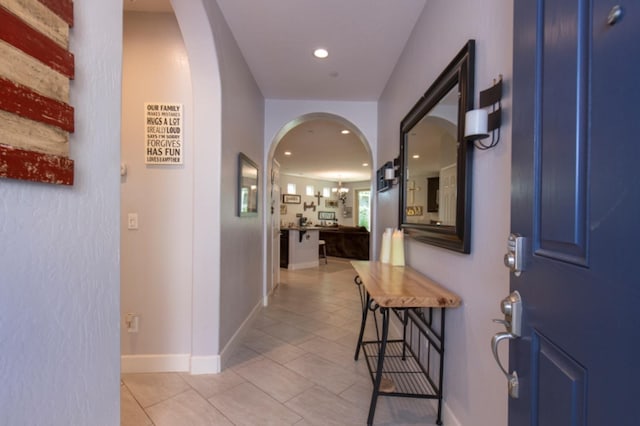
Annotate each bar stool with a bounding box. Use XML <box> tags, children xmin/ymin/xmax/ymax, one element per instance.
<box><xmin>319</xmin><ymin>240</ymin><xmax>328</xmax><ymax>264</ymax></box>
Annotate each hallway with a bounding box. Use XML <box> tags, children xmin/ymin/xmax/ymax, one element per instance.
<box><xmin>121</xmin><ymin>258</ymin><xmax>437</xmax><ymax>425</ymax></box>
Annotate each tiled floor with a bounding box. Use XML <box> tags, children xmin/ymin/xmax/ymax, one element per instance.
<box><xmin>121</xmin><ymin>258</ymin><xmax>438</xmax><ymax>425</ymax></box>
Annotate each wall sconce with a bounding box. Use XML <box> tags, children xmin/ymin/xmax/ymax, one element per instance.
<box><xmin>377</xmin><ymin>157</ymin><xmax>399</xmax><ymax>192</ymax></box>
<box><xmin>465</xmin><ymin>75</ymin><xmax>503</xmax><ymax>150</ymax></box>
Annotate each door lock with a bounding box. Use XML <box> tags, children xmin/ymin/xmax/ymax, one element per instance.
<box><xmin>491</xmin><ymin>291</ymin><xmax>523</xmax><ymax>399</ymax></box>
<box><xmin>504</xmin><ymin>233</ymin><xmax>526</xmax><ymax>276</ymax></box>
<box><xmin>499</xmin><ymin>291</ymin><xmax>522</xmax><ymax>336</ymax></box>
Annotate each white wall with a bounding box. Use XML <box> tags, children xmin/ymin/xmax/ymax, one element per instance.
<box><xmin>279</xmin><ymin>175</ymin><xmax>350</xmax><ymax>226</ymax></box>
<box><xmin>203</xmin><ymin>1</ymin><xmax>266</xmax><ymax>356</ymax></box>
<box><xmin>0</xmin><ymin>1</ymin><xmax>122</xmax><ymax>424</ymax></box>
<box><xmin>121</xmin><ymin>12</ymin><xmax>193</xmax><ymax>369</ymax></box>
<box><xmin>377</xmin><ymin>1</ymin><xmax>513</xmax><ymax>425</ymax></box>
<box><xmin>169</xmin><ymin>0</ymin><xmax>222</xmax><ymax>370</ymax></box>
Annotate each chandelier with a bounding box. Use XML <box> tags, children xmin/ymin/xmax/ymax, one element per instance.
<box><xmin>332</xmin><ymin>181</ymin><xmax>349</xmax><ymax>204</ymax></box>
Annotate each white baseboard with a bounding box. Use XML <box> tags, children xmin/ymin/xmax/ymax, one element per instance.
<box><xmin>287</xmin><ymin>260</ymin><xmax>319</xmax><ymax>270</ymax></box>
<box><xmin>190</xmin><ymin>355</ymin><xmax>220</xmax><ymax>375</ymax></box>
<box><xmin>122</xmin><ymin>300</ymin><xmax>263</xmax><ymax>376</ymax></box>
<box><xmin>121</xmin><ymin>354</ymin><xmax>190</xmax><ymax>373</ymax></box>
<box><xmin>442</xmin><ymin>401</ymin><xmax>462</xmax><ymax>426</ymax></box>
<box><xmin>219</xmin><ymin>298</ymin><xmax>263</xmax><ymax>370</ymax></box>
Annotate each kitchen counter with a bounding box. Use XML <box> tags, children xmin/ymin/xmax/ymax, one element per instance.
<box><xmin>280</xmin><ymin>228</ymin><xmax>321</xmax><ymax>270</ymax></box>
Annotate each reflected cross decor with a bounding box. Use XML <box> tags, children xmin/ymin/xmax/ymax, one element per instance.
<box><xmin>315</xmin><ymin>191</ymin><xmax>323</xmax><ymax>205</ymax></box>
<box><xmin>338</xmin><ymin>190</ymin><xmax>348</xmax><ymax>205</ymax></box>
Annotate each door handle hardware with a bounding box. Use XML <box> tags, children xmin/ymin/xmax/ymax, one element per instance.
<box><xmin>491</xmin><ymin>291</ymin><xmax>523</xmax><ymax>398</ymax></box>
<box><xmin>498</xmin><ymin>291</ymin><xmax>522</xmax><ymax>336</ymax></box>
<box><xmin>491</xmin><ymin>332</ymin><xmax>519</xmax><ymax>398</ymax></box>
<box><xmin>504</xmin><ymin>234</ymin><xmax>526</xmax><ymax>276</ymax></box>
<box><xmin>492</xmin><ymin>318</ymin><xmax>510</xmax><ymax>328</ymax></box>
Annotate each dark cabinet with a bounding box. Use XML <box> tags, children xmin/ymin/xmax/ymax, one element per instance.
<box><xmin>279</xmin><ymin>230</ymin><xmax>289</xmax><ymax>268</ymax></box>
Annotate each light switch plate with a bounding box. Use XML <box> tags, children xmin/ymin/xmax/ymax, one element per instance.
<box><xmin>127</xmin><ymin>213</ymin><xmax>138</xmax><ymax>230</ymax></box>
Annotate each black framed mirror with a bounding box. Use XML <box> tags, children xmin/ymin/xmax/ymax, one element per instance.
<box><xmin>399</xmin><ymin>40</ymin><xmax>475</xmax><ymax>253</ymax></box>
<box><xmin>238</xmin><ymin>152</ymin><xmax>259</xmax><ymax>217</ymax></box>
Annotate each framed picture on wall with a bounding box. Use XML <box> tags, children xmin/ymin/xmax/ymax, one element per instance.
<box><xmin>280</xmin><ymin>204</ymin><xmax>287</xmax><ymax>214</ymax></box>
<box><xmin>318</xmin><ymin>211</ymin><xmax>336</xmax><ymax>220</ymax></box>
<box><xmin>282</xmin><ymin>194</ymin><xmax>301</xmax><ymax>204</ymax></box>
<box><xmin>325</xmin><ymin>199</ymin><xmax>338</xmax><ymax>208</ymax></box>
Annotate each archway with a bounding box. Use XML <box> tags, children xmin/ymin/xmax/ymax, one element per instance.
<box><xmin>264</xmin><ymin>113</ymin><xmax>375</xmax><ymax>299</ymax></box>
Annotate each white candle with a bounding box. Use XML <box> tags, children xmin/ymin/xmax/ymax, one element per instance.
<box><xmin>464</xmin><ymin>109</ymin><xmax>489</xmax><ymax>138</ymax></box>
<box><xmin>380</xmin><ymin>228</ymin><xmax>392</xmax><ymax>263</ymax></box>
<box><xmin>390</xmin><ymin>230</ymin><xmax>405</xmax><ymax>266</ymax></box>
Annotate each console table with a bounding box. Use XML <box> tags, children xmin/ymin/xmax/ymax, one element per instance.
<box><xmin>351</xmin><ymin>261</ymin><xmax>461</xmax><ymax>425</ymax></box>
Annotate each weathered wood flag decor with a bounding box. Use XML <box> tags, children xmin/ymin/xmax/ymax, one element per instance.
<box><xmin>0</xmin><ymin>0</ymin><xmax>75</xmax><ymax>185</ymax></box>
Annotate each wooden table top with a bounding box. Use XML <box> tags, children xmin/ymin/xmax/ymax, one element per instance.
<box><xmin>350</xmin><ymin>261</ymin><xmax>461</xmax><ymax>309</ymax></box>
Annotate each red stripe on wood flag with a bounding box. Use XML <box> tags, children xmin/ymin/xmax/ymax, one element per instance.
<box><xmin>0</xmin><ymin>6</ymin><xmax>74</xmax><ymax>78</ymax></box>
<box><xmin>0</xmin><ymin>77</ymin><xmax>74</xmax><ymax>132</ymax></box>
<box><xmin>0</xmin><ymin>144</ymin><xmax>74</xmax><ymax>185</ymax></box>
<box><xmin>36</xmin><ymin>0</ymin><xmax>73</xmax><ymax>27</ymax></box>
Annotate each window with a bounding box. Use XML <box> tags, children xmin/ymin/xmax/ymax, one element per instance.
<box><xmin>287</xmin><ymin>183</ymin><xmax>296</xmax><ymax>194</ymax></box>
<box><xmin>306</xmin><ymin>185</ymin><xmax>315</xmax><ymax>196</ymax></box>
<box><xmin>322</xmin><ymin>187</ymin><xmax>331</xmax><ymax>198</ymax></box>
<box><xmin>357</xmin><ymin>190</ymin><xmax>370</xmax><ymax>230</ymax></box>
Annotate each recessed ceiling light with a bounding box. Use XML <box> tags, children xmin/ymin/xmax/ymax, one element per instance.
<box><xmin>412</xmin><ymin>154</ymin><xmax>420</xmax><ymax>159</ymax></box>
<box><xmin>284</xmin><ymin>151</ymin><xmax>292</xmax><ymax>156</ymax></box>
<box><xmin>313</xmin><ymin>48</ymin><xmax>329</xmax><ymax>59</ymax></box>
<box><xmin>362</xmin><ymin>163</ymin><xmax>369</xmax><ymax>167</ymax></box>
<box><xmin>341</xmin><ymin>129</ymin><xmax>350</xmax><ymax>135</ymax></box>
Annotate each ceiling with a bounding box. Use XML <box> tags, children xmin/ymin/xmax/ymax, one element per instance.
<box><xmin>123</xmin><ymin>0</ymin><xmax>428</xmax><ymax>182</ymax></box>
<box><xmin>273</xmin><ymin>119</ymin><xmax>371</xmax><ymax>182</ymax></box>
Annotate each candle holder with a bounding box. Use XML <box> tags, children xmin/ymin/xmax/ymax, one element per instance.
<box><xmin>464</xmin><ymin>75</ymin><xmax>503</xmax><ymax>150</ymax></box>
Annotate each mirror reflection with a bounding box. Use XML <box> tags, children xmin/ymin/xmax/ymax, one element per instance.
<box><xmin>405</xmin><ymin>84</ymin><xmax>459</xmax><ymax>226</ymax></box>
<box><xmin>399</xmin><ymin>40</ymin><xmax>474</xmax><ymax>253</ymax></box>
<box><xmin>238</xmin><ymin>153</ymin><xmax>259</xmax><ymax>216</ymax></box>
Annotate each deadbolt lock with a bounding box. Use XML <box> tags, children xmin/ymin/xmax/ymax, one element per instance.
<box><xmin>504</xmin><ymin>233</ymin><xmax>526</xmax><ymax>276</ymax></box>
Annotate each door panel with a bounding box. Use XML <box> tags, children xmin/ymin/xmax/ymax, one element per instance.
<box><xmin>511</xmin><ymin>1</ymin><xmax>640</xmax><ymax>425</ymax></box>
<box><xmin>533</xmin><ymin>332</ymin><xmax>587</xmax><ymax>426</ymax></box>
<box><xmin>537</xmin><ymin>0</ymin><xmax>590</xmax><ymax>264</ymax></box>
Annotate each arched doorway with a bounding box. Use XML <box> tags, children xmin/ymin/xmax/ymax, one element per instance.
<box><xmin>265</xmin><ymin>113</ymin><xmax>375</xmax><ymax>299</ymax></box>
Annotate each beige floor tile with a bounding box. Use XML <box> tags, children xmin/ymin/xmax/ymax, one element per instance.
<box><xmin>242</xmin><ymin>328</ymin><xmax>307</xmax><ymax>364</ymax></box>
<box><xmin>226</xmin><ymin>345</ymin><xmax>264</xmax><ymax>371</ymax></box>
<box><xmin>284</xmin><ymin>352</ymin><xmax>362</xmax><ymax>394</ymax></box>
<box><xmin>312</xmin><ymin>324</ymin><xmax>355</xmax><ymax>341</ymax></box>
<box><xmin>340</xmin><ymin>379</ymin><xmax>438</xmax><ymax>425</ymax></box>
<box><xmin>209</xmin><ymin>382</ymin><xmax>302</xmax><ymax>425</ymax></box>
<box><xmin>297</xmin><ymin>336</ymin><xmax>360</xmax><ymax>368</ymax></box>
<box><xmin>121</xmin><ymin>372</ymin><xmax>190</xmax><ymax>408</ymax></box>
<box><xmin>122</xmin><ymin>261</ymin><xmax>445</xmax><ymax>426</ymax></box>
<box><xmin>261</xmin><ymin>307</ymin><xmax>309</xmax><ymax>325</ymax></box>
<box><xmin>260</xmin><ymin>322</ymin><xmax>316</xmax><ymax>345</ymax></box>
<box><xmin>303</xmin><ymin>309</ymin><xmax>354</xmax><ymax>327</ymax></box>
<box><xmin>120</xmin><ymin>383</ymin><xmax>152</xmax><ymax>426</ymax></box>
<box><xmin>285</xmin><ymin>386</ymin><xmax>365</xmax><ymax>426</ymax></box>
<box><xmin>146</xmin><ymin>389</ymin><xmax>232</xmax><ymax>426</ymax></box>
<box><xmin>251</xmin><ymin>312</ymin><xmax>281</xmax><ymax>330</ymax></box>
<box><xmin>234</xmin><ymin>358</ymin><xmax>314</xmax><ymax>403</ymax></box>
<box><xmin>179</xmin><ymin>369</ymin><xmax>246</xmax><ymax>399</ymax></box>
<box><xmin>288</xmin><ymin>317</ymin><xmax>338</xmax><ymax>333</ymax></box>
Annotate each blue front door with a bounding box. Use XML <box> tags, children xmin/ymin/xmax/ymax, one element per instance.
<box><xmin>510</xmin><ymin>1</ymin><xmax>640</xmax><ymax>425</ymax></box>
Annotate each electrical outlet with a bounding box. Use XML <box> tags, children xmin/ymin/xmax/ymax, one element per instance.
<box><xmin>127</xmin><ymin>213</ymin><xmax>138</xmax><ymax>230</ymax></box>
<box><xmin>125</xmin><ymin>313</ymin><xmax>139</xmax><ymax>333</ymax></box>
